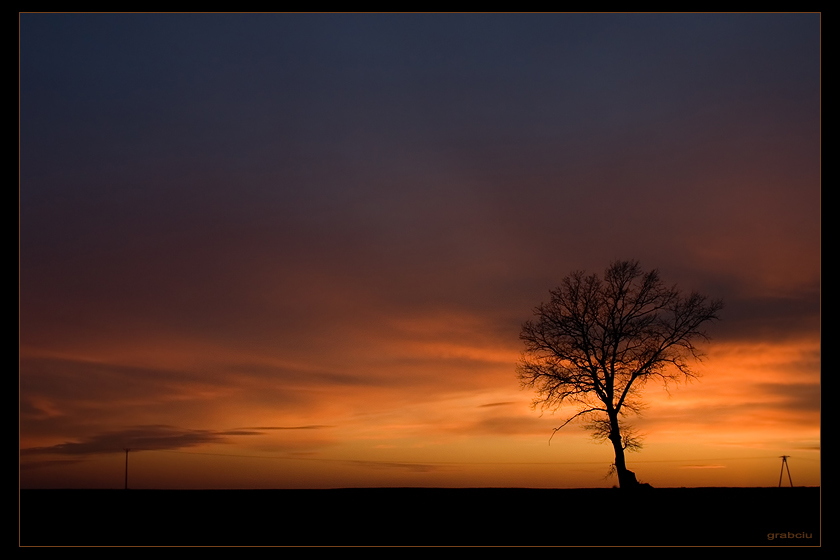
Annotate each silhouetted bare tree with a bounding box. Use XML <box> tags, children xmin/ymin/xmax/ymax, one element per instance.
<box><xmin>518</xmin><ymin>260</ymin><xmax>723</xmax><ymax>488</ymax></box>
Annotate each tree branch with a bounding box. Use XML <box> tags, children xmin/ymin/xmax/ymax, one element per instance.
<box><xmin>548</xmin><ymin>407</ymin><xmax>606</xmax><ymax>445</ymax></box>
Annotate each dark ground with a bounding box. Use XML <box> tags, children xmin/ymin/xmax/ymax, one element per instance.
<box><xmin>20</xmin><ymin>486</ymin><xmax>820</xmax><ymax>547</ymax></box>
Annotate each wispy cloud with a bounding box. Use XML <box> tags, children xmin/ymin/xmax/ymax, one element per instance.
<box><xmin>236</xmin><ymin>425</ymin><xmax>334</xmax><ymax>431</ymax></box>
<box><xmin>20</xmin><ymin>424</ymin><xmax>286</xmax><ymax>456</ymax></box>
<box><xmin>19</xmin><ymin>458</ymin><xmax>86</xmax><ymax>471</ymax></box>
<box><xmin>343</xmin><ymin>459</ymin><xmax>454</xmax><ymax>474</ymax></box>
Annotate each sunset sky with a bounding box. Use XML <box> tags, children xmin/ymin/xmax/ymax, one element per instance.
<box><xmin>20</xmin><ymin>13</ymin><xmax>820</xmax><ymax>489</ymax></box>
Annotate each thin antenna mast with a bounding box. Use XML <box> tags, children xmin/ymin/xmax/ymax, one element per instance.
<box><xmin>124</xmin><ymin>448</ymin><xmax>131</xmax><ymax>490</ymax></box>
<box><xmin>778</xmin><ymin>455</ymin><xmax>793</xmax><ymax>487</ymax></box>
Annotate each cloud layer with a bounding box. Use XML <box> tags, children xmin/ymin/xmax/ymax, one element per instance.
<box><xmin>20</xmin><ymin>13</ymin><xmax>820</xmax><ymax>489</ymax></box>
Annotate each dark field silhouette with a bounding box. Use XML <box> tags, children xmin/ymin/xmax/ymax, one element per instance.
<box><xmin>21</xmin><ymin>486</ymin><xmax>819</xmax><ymax>546</ymax></box>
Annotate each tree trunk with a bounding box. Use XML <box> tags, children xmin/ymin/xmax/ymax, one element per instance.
<box><xmin>609</xmin><ymin>415</ymin><xmax>640</xmax><ymax>489</ymax></box>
